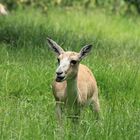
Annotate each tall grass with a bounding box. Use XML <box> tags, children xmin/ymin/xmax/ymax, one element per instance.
<box><xmin>0</xmin><ymin>8</ymin><xmax>140</xmax><ymax>140</ymax></box>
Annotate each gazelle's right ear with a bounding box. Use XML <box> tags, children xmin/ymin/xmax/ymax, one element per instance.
<box><xmin>79</xmin><ymin>44</ymin><xmax>92</xmax><ymax>60</ymax></box>
<box><xmin>47</xmin><ymin>38</ymin><xmax>64</xmax><ymax>56</ymax></box>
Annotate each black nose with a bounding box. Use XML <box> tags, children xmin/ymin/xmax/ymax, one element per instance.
<box><xmin>56</xmin><ymin>71</ymin><xmax>63</xmax><ymax>75</ymax></box>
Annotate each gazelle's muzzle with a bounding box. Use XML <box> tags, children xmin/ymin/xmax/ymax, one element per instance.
<box><xmin>56</xmin><ymin>70</ymin><xmax>65</xmax><ymax>82</ymax></box>
<box><xmin>56</xmin><ymin>76</ymin><xmax>65</xmax><ymax>82</ymax></box>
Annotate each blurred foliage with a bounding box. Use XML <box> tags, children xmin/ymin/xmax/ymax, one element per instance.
<box><xmin>1</xmin><ymin>0</ymin><xmax>140</xmax><ymax>15</ymax></box>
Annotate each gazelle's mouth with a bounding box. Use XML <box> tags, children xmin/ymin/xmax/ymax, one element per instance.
<box><xmin>56</xmin><ymin>76</ymin><xmax>65</xmax><ymax>82</ymax></box>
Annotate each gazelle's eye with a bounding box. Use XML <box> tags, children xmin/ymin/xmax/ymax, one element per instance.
<box><xmin>71</xmin><ymin>60</ymin><xmax>77</xmax><ymax>65</ymax></box>
<box><xmin>57</xmin><ymin>58</ymin><xmax>60</xmax><ymax>64</ymax></box>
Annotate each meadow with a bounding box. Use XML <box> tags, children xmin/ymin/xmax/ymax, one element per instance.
<box><xmin>0</xmin><ymin>7</ymin><xmax>140</xmax><ymax>140</ymax></box>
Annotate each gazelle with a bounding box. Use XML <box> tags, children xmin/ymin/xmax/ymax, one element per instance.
<box><xmin>47</xmin><ymin>38</ymin><xmax>100</xmax><ymax>122</ymax></box>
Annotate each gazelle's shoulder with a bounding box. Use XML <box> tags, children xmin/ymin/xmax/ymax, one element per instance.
<box><xmin>79</xmin><ymin>64</ymin><xmax>92</xmax><ymax>71</ymax></box>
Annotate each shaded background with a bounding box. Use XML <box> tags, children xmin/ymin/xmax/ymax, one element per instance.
<box><xmin>1</xmin><ymin>0</ymin><xmax>140</xmax><ymax>15</ymax></box>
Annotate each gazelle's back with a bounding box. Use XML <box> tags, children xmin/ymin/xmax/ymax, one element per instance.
<box><xmin>52</xmin><ymin>64</ymin><xmax>98</xmax><ymax>104</ymax></box>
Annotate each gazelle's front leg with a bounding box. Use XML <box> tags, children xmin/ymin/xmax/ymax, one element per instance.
<box><xmin>55</xmin><ymin>102</ymin><xmax>64</xmax><ymax>139</ymax></box>
<box><xmin>55</xmin><ymin>102</ymin><xmax>63</xmax><ymax>123</ymax></box>
<box><xmin>72</xmin><ymin>103</ymin><xmax>81</xmax><ymax>123</ymax></box>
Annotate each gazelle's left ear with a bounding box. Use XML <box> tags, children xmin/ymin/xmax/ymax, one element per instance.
<box><xmin>79</xmin><ymin>44</ymin><xmax>92</xmax><ymax>60</ymax></box>
<box><xmin>47</xmin><ymin>37</ymin><xmax>64</xmax><ymax>56</ymax></box>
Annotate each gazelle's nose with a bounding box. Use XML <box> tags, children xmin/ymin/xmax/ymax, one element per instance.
<box><xmin>56</xmin><ymin>71</ymin><xmax>63</xmax><ymax>76</ymax></box>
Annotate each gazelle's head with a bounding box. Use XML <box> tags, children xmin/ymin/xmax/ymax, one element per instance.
<box><xmin>47</xmin><ymin>38</ymin><xmax>92</xmax><ymax>82</ymax></box>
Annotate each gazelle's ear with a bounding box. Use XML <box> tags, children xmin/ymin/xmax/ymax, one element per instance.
<box><xmin>79</xmin><ymin>44</ymin><xmax>92</xmax><ymax>60</ymax></box>
<box><xmin>47</xmin><ymin>38</ymin><xmax>64</xmax><ymax>56</ymax></box>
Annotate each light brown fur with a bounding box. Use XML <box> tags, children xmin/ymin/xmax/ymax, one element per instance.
<box><xmin>53</xmin><ymin>64</ymin><xmax>98</xmax><ymax>105</ymax></box>
<box><xmin>47</xmin><ymin>38</ymin><xmax>100</xmax><ymax>122</ymax></box>
<box><xmin>52</xmin><ymin>56</ymin><xmax>100</xmax><ymax>121</ymax></box>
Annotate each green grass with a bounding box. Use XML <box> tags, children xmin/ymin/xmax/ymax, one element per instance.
<box><xmin>0</xmin><ymin>7</ymin><xmax>140</xmax><ymax>140</ymax></box>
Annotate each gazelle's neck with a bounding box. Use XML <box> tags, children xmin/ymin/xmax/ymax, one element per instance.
<box><xmin>66</xmin><ymin>76</ymin><xmax>78</xmax><ymax>107</ymax></box>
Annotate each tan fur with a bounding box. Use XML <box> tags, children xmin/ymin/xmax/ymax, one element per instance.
<box><xmin>52</xmin><ymin>53</ymin><xmax>100</xmax><ymax>121</ymax></box>
<box><xmin>53</xmin><ymin>64</ymin><xmax>98</xmax><ymax>104</ymax></box>
<box><xmin>47</xmin><ymin>38</ymin><xmax>100</xmax><ymax>122</ymax></box>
